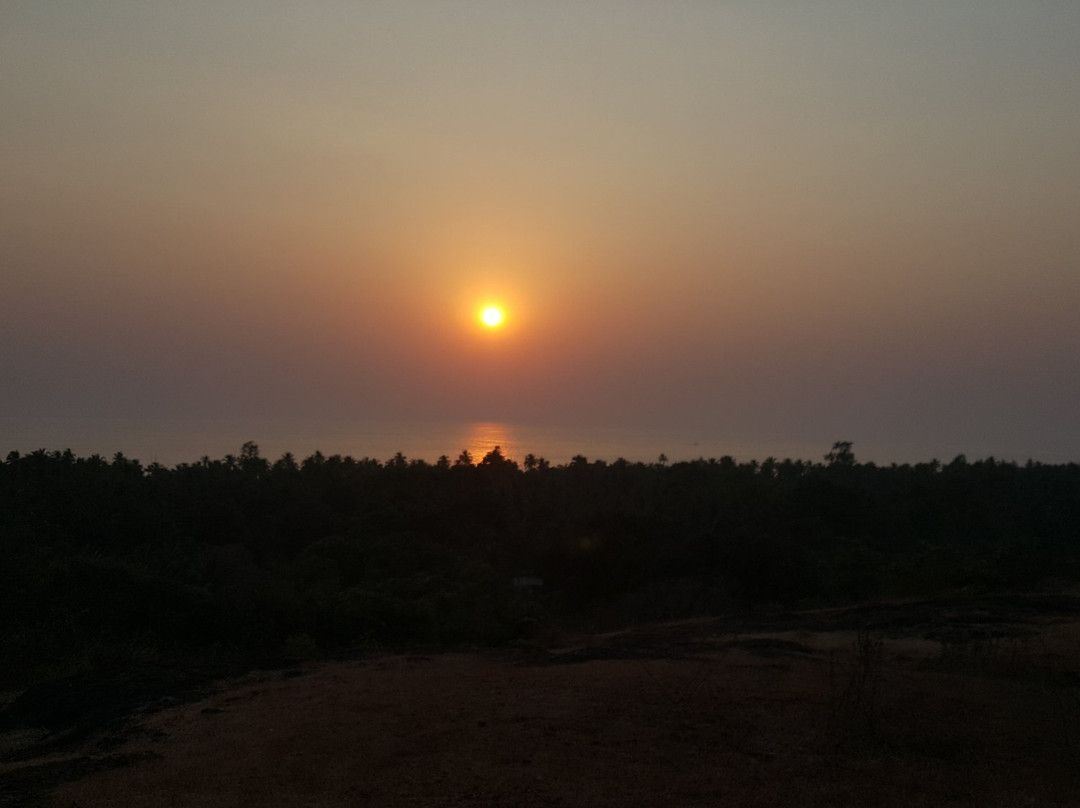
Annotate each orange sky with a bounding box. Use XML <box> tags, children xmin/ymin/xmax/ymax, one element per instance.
<box><xmin>3</xmin><ymin>3</ymin><xmax>1080</xmax><ymax>460</ymax></box>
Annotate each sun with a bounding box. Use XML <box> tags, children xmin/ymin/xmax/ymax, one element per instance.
<box><xmin>480</xmin><ymin>306</ymin><xmax>504</xmax><ymax>328</ymax></box>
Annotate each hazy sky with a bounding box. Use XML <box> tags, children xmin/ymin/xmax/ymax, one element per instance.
<box><xmin>3</xmin><ymin>2</ymin><xmax>1080</xmax><ymax>460</ymax></box>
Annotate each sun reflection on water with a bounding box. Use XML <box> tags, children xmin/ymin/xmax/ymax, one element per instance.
<box><xmin>465</xmin><ymin>422</ymin><xmax>516</xmax><ymax>464</ymax></box>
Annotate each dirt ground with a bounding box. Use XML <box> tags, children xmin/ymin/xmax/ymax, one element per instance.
<box><xmin>4</xmin><ymin>592</ymin><xmax>1080</xmax><ymax>807</ymax></box>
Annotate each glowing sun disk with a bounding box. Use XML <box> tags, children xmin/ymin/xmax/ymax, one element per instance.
<box><xmin>481</xmin><ymin>306</ymin><xmax>504</xmax><ymax>327</ymax></box>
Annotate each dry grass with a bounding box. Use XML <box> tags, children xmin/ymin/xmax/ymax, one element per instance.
<box><xmin>6</xmin><ymin>595</ymin><xmax>1079</xmax><ymax>807</ymax></box>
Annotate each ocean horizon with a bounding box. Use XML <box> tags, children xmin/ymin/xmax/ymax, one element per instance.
<box><xmin>1</xmin><ymin>416</ymin><xmax>1067</xmax><ymax>469</ymax></box>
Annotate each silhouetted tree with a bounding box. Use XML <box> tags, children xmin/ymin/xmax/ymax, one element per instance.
<box><xmin>3</xmin><ymin>440</ymin><xmax>1079</xmax><ymax>690</ymax></box>
<box><xmin>825</xmin><ymin>441</ymin><xmax>856</xmax><ymax>467</ymax></box>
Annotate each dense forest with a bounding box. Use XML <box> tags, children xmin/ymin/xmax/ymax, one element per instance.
<box><xmin>2</xmin><ymin>441</ymin><xmax>1079</xmax><ymax>688</ymax></box>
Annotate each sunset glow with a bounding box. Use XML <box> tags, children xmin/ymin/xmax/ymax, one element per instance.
<box><xmin>3</xmin><ymin>4</ymin><xmax>1080</xmax><ymax>463</ymax></box>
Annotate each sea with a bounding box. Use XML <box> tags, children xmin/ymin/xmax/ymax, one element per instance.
<box><xmin>2</xmin><ymin>416</ymin><xmax>812</xmax><ymax>467</ymax></box>
<box><xmin>0</xmin><ymin>416</ymin><xmax>1016</xmax><ymax>468</ymax></box>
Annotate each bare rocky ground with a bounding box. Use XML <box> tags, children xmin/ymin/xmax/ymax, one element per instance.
<box><xmin>4</xmin><ymin>591</ymin><xmax>1080</xmax><ymax>807</ymax></box>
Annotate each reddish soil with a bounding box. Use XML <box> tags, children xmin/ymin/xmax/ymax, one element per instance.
<box><xmin>4</xmin><ymin>593</ymin><xmax>1080</xmax><ymax>807</ymax></box>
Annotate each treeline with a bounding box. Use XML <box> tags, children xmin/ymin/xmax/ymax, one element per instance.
<box><xmin>2</xmin><ymin>441</ymin><xmax>1078</xmax><ymax>686</ymax></box>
